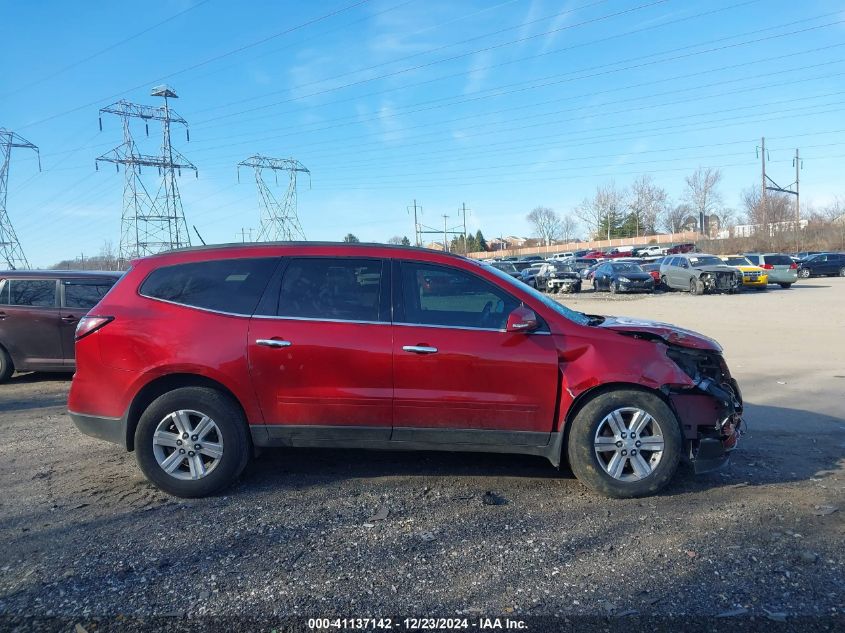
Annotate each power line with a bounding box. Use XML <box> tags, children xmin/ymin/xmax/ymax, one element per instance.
<box><xmin>0</xmin><ymin>0</ymin><xmax>213</xmax><ymax>99</ymax></box>
<box><xmin>15</xmin><ymin>0</ymin><xmax>374</xmax><ymax>131</ymax></box>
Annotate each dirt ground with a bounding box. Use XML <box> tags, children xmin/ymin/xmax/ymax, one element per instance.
<box><xmin>0</xmin><ymin>278</ymin><xmax>842</xmax><ymax>632</ymax></box>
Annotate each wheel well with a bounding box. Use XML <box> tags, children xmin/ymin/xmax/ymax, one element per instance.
<box><xmin>125</xmin><ymin>373</ymin><xmax>248</xmax><ymax>451</ymax></box>
<box><xmin>559</xmin><ymin>382</ymin><xmax>677</xmax><ymax>464</ymax></box>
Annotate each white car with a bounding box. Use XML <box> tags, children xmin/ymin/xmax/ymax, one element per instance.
<box><xmin>548</xmin><ymin>252</ymin><xmax>574</xmax><ymax>261</ymax></box>
<box><xmin>636</xmin><ymin>245</ymin><xmax>665</xmax><ymax>257</ymax></box>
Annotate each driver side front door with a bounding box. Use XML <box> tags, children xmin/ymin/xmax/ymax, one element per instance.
<box><xmin>391</xmin><ymin>261</ymin><xmax>560</xmax><ymax>444</ymax></box>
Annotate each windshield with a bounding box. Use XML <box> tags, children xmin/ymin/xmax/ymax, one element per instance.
<box><xmin>491</xmin><ymin>262</ymin><xmax>516</xmax><ymax>273</ymax></box>
<box><xmin>611</xmin><ymin>263</ymin><xmax>642</xmax><ymax>272</ymax></box>
<box><xmin>688</xmin><ymin>255</ymin><xmax>723</xmax><ymax>267</ymax></box>
<box><xmin>479</xmin><ymin>262</ymin><xmax>591</xmax><ymax>326</ymax></box>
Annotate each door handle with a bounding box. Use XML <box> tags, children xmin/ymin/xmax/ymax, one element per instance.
<box><xmin>256</xmin><ymin>338</ymin><xmax>292</xmax><ymax>348</ymax></box>
<box><xmin>402</xmin><ymin>345</ymin><xmax>438</xmax><ymax>354</ymax></box>
<box><xmin>61</xmin><ymin>315</ymin><xmax>77</xmax><ymax>323</ymax></box>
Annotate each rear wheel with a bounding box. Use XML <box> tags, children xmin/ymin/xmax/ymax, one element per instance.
<box><xmin>839</xmin><ymin>267</ymin><xmax>845</xmax><ymax>277</ymax></box>
<box><xmin>0</xmin><ymin>346</ymin><xmax>13</xmax><ymax>383</ymax></box>
<box><xmin>779</xmin><ymin>283</ymin><xmax>792</xmax><ymax>289</ymax></box>
<box><xmin>135</xmin><ymin>387</ymin><xmax>251</xmax><ymax>498</ymax></box>
<box><xmin>660</xmin><ymin>275</ymin><xmax>669</xmax><ymax>291</ymax></box>
<box><xmin>567</xmin><ymin>389</ymin><xmax>682</xmax><ymax>498</ymax></box>
<box><xmin>610</xmin><ymin>281</ymin><xmax>619</xmax><ymax>294</ymax></box>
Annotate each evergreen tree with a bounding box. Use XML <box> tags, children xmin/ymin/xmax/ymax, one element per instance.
<box><xmin>475</xmin><ymin>230</ymin><xmax>488</xmax><ymax>251</ymax></box>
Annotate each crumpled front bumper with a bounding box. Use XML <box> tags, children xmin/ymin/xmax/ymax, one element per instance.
<box><xmin>669</xmin><ymin>377</ymin><xmax>744</xmax><ymax>474</ymax></box>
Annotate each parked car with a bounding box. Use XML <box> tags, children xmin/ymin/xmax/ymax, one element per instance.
<box><xmin>572</xmin><ymin>249</ymin><xmax>590</xmax><ymax>258</ymax></box>
<box><xmin>548</xmin><ymin>252</ymin><xmax>573</xmax><ymax>261</ymax></box>
<box><xmin>794</xmin><ymin>251</ymin><xmax>822</xmax><ymax>261</ymax></box>
<box><xmin>69</xmin><ymin>243</ymin><xmax>744</xmax><ymax>499</ymax></box>
<box><xmin>604</xmin><ymin>247</ymin><xmax>635</xmax><ymax>258</ymax></box>
<box><xmin>519</xmin><ymin>263</ymin><xmax>544</xmax><ymax>287</ymax></box>
<box><xmin>593</xmin><ymin>262</ymin><xmax>655</xmax><ymax>294</ymax></box>
<box><xmin>581</xmin><ymin>262</ymin><xmax>603</xmax><ymax>281</ymax></box>
<box><xmin>534</xmin><ymin>262</ymin><xmax>581</xmax><ymax>294</ymax></box>
<box><xmin>640</xmin><ymin>260</ymin><xmax>664</xmax><ymax>287</ymax></box>
<box><xmin>582</xmin><ymin>250</ymin><xmax>607</xmax><ymax>258</ymax></box>
<box><xmin>666</xmin><ymin>242</ymin><xmax>696</xmax><ymax>255</ymax></box>
<box><xmin>518</xmin><ymin>255</ymin><xmax>544</xmax><ymax>262</ymax></box>
<box><xmin>512</xmin><ymin>260</ymin><xmax>537</xmax><ymax>272</ymax></box>
<box><xmin>719</xmin><ymin>256</ymin><xmax>768</xmax><ymax>291</ymax></box>
<box><xmin>0</xmin><ymin>270</ymin><xmax>121</xmax><ymax>382</ymax></box>
<box><xmin>633</xmin><ymin>245</ymin><xmax>665</xmax><ymax>258</ymax></box>
<box><xmin>659</xmin><ymin>254</ymin><xmax>741</xmax><ymax>295</ymax></box>
<box><xmin>742</xmin><ymin>253</ymin><xmax>798</xmax><ymax>288</ymax></box>
<box><xmin>796</xmin><ymin>253</ymin><xmax>845</xmax><ymax>278</ymax></box>
<box><xmin>489</xmin><ymin>261</ymin><xmax>521</xmax><ymax>278</ymax></box>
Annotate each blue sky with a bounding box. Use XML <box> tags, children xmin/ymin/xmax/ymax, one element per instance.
<box><xmin>2</xmin><ymin>0</ymin><xmax>845</xmax><ymax>265</ymax></box>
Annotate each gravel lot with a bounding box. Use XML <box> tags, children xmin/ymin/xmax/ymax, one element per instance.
<box><xmin>0</xmin><ymin>278</ymin><xmax>843</xmax><ymax>632</ymax></box>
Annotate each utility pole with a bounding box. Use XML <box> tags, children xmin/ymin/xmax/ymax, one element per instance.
<box><xmin>442</xmin><ymin>214</ymin><xmax>449</xmax><ymax>253</ymax></box>
<box><xmin>794</xmin><ymin>148</ymin><xmax>801</xmax><ymax>252</ymax></box>
<box><xmin>759</xmin><ymin>138</ymin><xmax>800</xmax><ymax>246</ymax></box>
<box><xmin>97</xmin><ymin>86</ymin><xmax>196</xmax><ymax>265</ymax></box>
<box><xmin>238</xmin><ymin>155</ymin><xmax>309</xmax><ymax>241</ymax></box>
<box><xmin>407</xmin><ymin>199</ymin><xmax>421</xmax><ymax>246</ymax></box>
<box><xmin>0</xmin><ymin>128</ymin><xmax>39</xmax><ymax>269</ymax></box>
<box><xmin>459</xmin><ymin>202</ymin><xmax>470</xmax><ymax>254</ymax></box>
<box><xmin>760</xmin><ymin>136</ymin><xmax>767</xmax><ymax>237</ymax></box>
<box><xmin>239</xmin><ymin>228</ymin><xmax>255</xmax><ymax>242</ymax></box>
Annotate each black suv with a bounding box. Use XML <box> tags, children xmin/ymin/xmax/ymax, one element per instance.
<box><xmin>0</xmin><ymin>270</ymin><xmax>121</xmax><ymax>382</ymax></box>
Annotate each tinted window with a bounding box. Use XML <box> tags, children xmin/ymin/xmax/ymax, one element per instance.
<box><xmin>400</xmin><ymin>263</ymin><xmax>519</xmax><ymax>330</ymax></box>
<box><xmin>745</xmin><ymin>254</ymin><xmax>760</xmax><ymax>264</ymax></box>
<box><xmin>63</xmin><ymin>280</ymin><xmax>116</xmax><ymax>309</ymax></box>
<box><xmin>763</xmin><ymin>255</ymin><xmax>792</xmax><ymax>265</ymax></box>
<box><xmin>2</xmin><ymin>279</ymin><xmax>56</xmax><ymax>307</ymax></box>
<box><xmin>277</xmin><ymin>258</ymin><xmax>383</xmax><ymax>322</ymax></box>
<box><xmin>140</xmin><ymin>258</ymin><xmax>278</xmax><ymax>314</ymax></box>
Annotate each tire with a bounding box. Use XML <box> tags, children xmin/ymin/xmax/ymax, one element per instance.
<box><xmin>0</xmin><ymin>346</ymin><xmax>13</xmax><ymax>383</ymax></box>
<box><xmin>610</xmin><ymin>281</ymin><xmax>619</xmax><ymax>294</ymax></box>
<box><xmin>689</xmin><ymin>278</ymin><xmax>703</xmax><ymax>295</ymax></box>
<box><xmin>660</xmin><ymin>276</ymin><xmax>669</xmax><ymax>291</ymax></box>
<box><xmin>573</xmin><ymin>282</ymin><xmax>582</xmax><ymax>294</ymax></box>
<box><xmin>566</xmin><ymin>389</ymin><xmax>682</xmax><ymax>498</ymax></box>
<box><xmin>134</xmin><ymin>387</ymin><xmax>251</xmax><ymax>498</ymax></box>
<box><xmin>840</xmin><ymin>267</ymin><xmax>845</xmax><ymax>277</ymax></box>
<box><xmin>799</xmin><ymin>268</ymin><xmax>810</xmax><ymax>279</ymax></box>
<box><xmin>779</xmin><ymin>283</ymin><xmax>792</xmax><ymax>289</ymax></box>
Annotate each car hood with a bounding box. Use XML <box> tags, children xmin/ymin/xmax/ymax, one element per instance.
<box><xmin>693</xmin><ymin>265</ymin><xmax>738</xmax><ymax>274</ymax></box>
<box><xmin>596</xmin><ymin>316</ymin><xmax>722</xmax><ymax>351</ymax></box>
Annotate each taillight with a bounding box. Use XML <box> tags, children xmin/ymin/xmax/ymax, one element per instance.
<box><xmin>759</xmin><ymin>264</ymin><xmax>774</xmax><ymax>269</ymax></box>
<box><xmin>75</xmin><ymin>316</ymin><xmax>114</xmax><ymax>340</ymax></box>
<box><xmin>789</xmin><ymin>263</ymin><xmax>798</xmax><ymax>269</ymax></box>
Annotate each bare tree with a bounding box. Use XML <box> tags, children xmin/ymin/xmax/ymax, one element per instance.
<box><xmin>576</xmin><ymin>182</ymin><xmax>627</xmax><ymax>240</ymax></box>
<box><xmin>560</xmin><ymin>214</ymin><xmax>578</xmax><ymax>244</ymax></box>
<box><xmin>387</xmin><ymin>236</ymin><xmax>404</xmax><ymax>244</ymax></box>
<box><xmin>742</xmin><ymin>187</ymin><xmax>793</xmax><ymax>226</ymax></box>
<box><xmin>526</xmin><ymin>206</ymin><xmax>562</xmax><ymax>246</ymax></box>
<box><xmin>627</xmin><ymin>175</ymin><xmax>666</xmax><ymax>236</ymax></box>
<box><xmin>684</xmin><ymin>167</ymin><xmax>723</xmax><ymax>236</ymax></box>
<box><xmin>660</xmin><ymin>203</ymin><xmax>691</xmax><ymax>234</ymax></box>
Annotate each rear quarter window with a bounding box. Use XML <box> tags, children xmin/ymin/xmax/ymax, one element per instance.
<box><xmin>764</xmin><ymin>255</ymin><xmax>793</xmax><ymax>265</ymax></box>
<box><xmin>139</xmin><ymin>258</ymin><xmax>279</xmax><ymax>315</ymax></box>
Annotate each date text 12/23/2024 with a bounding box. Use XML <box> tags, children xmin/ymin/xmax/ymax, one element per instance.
<box><xmin>307</xmin><ymin>617</ymin><xmax>528</xmax><ymax>630</ymax></box>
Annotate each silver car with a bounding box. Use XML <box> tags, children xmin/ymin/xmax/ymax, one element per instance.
<box><xmin>659</xmin><ymin>254</ymin><xmax>741</xmax><ymax>295</ymax></box>
<box><xmin>743</xmin><ymin>253</ymin><xmax>799</xmax><ymax>288</ymax></box>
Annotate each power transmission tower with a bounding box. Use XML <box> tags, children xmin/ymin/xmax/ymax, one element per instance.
<box><xmin>96</xmin><ymin>85</ymin><xmax>196</xmax><ymax>263</ymax></box>
<box><xmin>0</xmin><ymin>129</ymin><xmax>39</xmax><ymax>269</ymax></box>
<box><xmin>237</xmin><ymin>155</ymin><xmax>309</xmax><ymax>242</ymax></box>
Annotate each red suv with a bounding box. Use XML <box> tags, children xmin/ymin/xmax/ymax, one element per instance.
<box><xmin>69</xmin><ymin>243</ymin><xmax>743</xmax><ymax>498</ymax></box>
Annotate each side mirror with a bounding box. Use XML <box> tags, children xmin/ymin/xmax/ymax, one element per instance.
<box><xmin>506</xmin><ymin>306</ymin><xmax>539</xmax><ymax>333</ymax></box>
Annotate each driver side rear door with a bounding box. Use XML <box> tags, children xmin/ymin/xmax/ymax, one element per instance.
<box><xmin>391</xmin><ymin>260</ymin><xmax>560</xmax><ymax>444</ymax></box>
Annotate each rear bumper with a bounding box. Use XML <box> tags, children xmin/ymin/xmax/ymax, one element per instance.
<box><xmin>69</xmin><ymin>411</ymin><xmax>128</xmax><ymax>449</ymax></box>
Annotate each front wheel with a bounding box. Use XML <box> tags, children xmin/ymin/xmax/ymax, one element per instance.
<box><xmin>610</xmin><ymin>281</ymin><xmax>619</xmax><ymax>294</ymax></box>
<box><xmin>798</xmin><ymin>268</ymin><xmax>810</xmax><ymax>278</ymax></box>
<box><xmin>135</xmin><ymin>387</ymin><xmax>251</xmax><ymax>498</ymax></box>
<box><xmin>567</xmin><ymin>389</ymin><xmax>682</xmax><ymax>498</ymax></box>
<box><xmin>689</xmin><ymin>278</ymin><xmax>703</xmax><ymax>295</ymax></box>
<box><xmin>839</xmin><ymin>267</ymin><xmax>845</xmax><ymax>277</ymax></box>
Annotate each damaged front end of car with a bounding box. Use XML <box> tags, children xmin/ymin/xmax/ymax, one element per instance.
<box><xmin>663</xmin><ymin>345</ymin><xmax>744</xmax><ymax>473</ymax></box>
<box><xmin>698</xmin><ymin>270</ymin><xmax>742</xmax><ymax>293</ymax></box>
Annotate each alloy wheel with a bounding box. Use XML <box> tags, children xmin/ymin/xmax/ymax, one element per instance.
<box><xmin>152</xmin><ymin>409</ymin><xmax>224</xmax><ymax>481</ymax></box>
<box><xmin>593</xmin><ymin>407</ymin><xmax>665</xmax><ymax>482</ymax></box>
